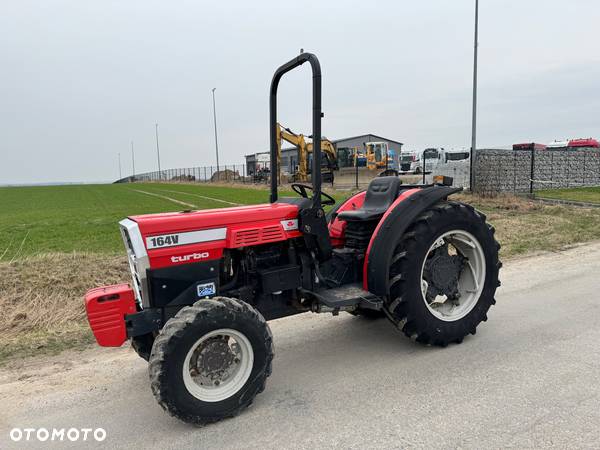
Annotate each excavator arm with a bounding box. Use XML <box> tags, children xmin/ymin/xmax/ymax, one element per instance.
<box><xmin>276</xmin><ymin>123</ymin><xmax>307</xmax><ymax>181</ymax></box>
<box><xmin>304</xmin><ymin>140</ymin><xmax>338</xmax><ymax>182</ymax></box>
<box><xmin>276</xmin><ymin>123</ymin><xmax>338</xmax><ymax>183</ymax></box>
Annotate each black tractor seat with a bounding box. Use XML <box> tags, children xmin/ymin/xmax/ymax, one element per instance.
<box><xmin>337</xmin><ymin>176</ymin><xmax>401</xmax><ymax>222</ymax></box>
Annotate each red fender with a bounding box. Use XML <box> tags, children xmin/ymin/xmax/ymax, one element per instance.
<box><xmin>362</xmin><ymin>185</ymin><xmax>462</xmax><ymax>294</ymax></box>
<box><xmin>362</xmin><ymin>189</ymin><xmax>420</xmax><ymax>289</ymax></box>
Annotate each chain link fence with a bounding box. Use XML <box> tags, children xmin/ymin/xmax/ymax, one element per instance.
<box><xmin>115</xmin><ymin>164</ymin><xmax>266</xmax><ymax>184</ymax></box>
<box><xmin>115</xmin><ymin>161</ymin><xmax>420</xmax><ymax>189</ymax></box>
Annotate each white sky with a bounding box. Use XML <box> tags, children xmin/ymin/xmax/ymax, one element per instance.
<box><xmin>1</xmin><ymin>0</ymin><xmax>599</xmax><ymax>184</ymax></box>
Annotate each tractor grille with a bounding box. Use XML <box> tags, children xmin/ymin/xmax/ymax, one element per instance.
<box><xmin>262</xmin><ymin>225</ymin><xmax>285</xmax><ymax>240</ymax></box>
<box><xmin>232</xmin><ymin>225</ymin><xmax>285</xmax><ymax>247</ymax></box>
<box><xmin>119</xmin><ymin>219</ymin><xmax>150</xmax><ymax>307</ymax></box>
<box><xmin>233</xmin><ymin>229</ymin><xmax>260</xmax><ymax>245</ymax></box>
<box><xmin>122</xmin><ymin>227</ymin><xmax>143</xmax><ymax>303</ymax></box>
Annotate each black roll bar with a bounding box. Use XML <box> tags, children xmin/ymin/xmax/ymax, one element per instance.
<box><xmin>269</xmin><ymin>52</ymin><xmax>322</xmax><ymax>208</ymax></box>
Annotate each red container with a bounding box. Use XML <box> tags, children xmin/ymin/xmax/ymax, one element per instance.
<box><xmin>85</xmin><ymin>284</ymin><xmax>136</xmax><ymax>347</ymax></box>
<box><xmin>568</xmin><ymin>138</ymin><xmax>599</xmax><ymax>148</ymax></box>
<box><xmin>512</xmin><ymin>143</ymin><xmax>547</xmax><ymax>150</ymax></box>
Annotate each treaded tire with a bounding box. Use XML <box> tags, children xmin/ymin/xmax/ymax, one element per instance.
<box><xmin>148</xmin><ymin>297</ymin><xmax>274</xmax><ymax>424</ymax></box>
<box><xmin>386</xmin><ymin>201</ymin><xmax>501</xmax><ymax>346</ymax></box>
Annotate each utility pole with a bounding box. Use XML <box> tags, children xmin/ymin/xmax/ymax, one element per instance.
<box><xmin>155</xmin><ymin>123</ymin><xmax>162</xmax><ymax>179</ymax></box>
<box><xmin>131</xmin><ymin>141</ymin><xmax>135</xmax><ymax>179</ymax></box>
<box><xmin>469</xmin><ymin>0</ymin><xmax>479</xmax><ymax>191</ymax></box>
<box><xmin>212</xmin><ymin>88</ymin><xmax>220</xmax><ymax>174</ymax></box>
<box><xmin>118</xmin><ymin>153</ymin><xmax>122</xmax><ymax>179</ymax></box>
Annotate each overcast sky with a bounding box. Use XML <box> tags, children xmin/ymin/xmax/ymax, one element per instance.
<box><xmin>1</xmin><ymin>0</ymin><xmax>599</xmax><ymax>184</ymax></box>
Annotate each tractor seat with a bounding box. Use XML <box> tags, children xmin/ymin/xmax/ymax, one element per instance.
<box><xmin>337</xmin><ymin>176</ymin><xmax>401</xmax><ymax>222</ymax></box>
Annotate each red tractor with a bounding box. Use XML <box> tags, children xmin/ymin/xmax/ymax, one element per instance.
<box><xmin>85</xmin><ymin>53</ymin><xmax>500</xmax><ymax>424</ymax></box>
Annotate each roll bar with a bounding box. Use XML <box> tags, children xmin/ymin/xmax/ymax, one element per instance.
<box><xmin>269</xmin><ymin>52</ymin><xmax>322</xmax><ymax>208</ymax></box>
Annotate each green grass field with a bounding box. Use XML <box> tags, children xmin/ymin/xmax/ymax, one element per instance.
<box><xmin>536</xmin><ymin>186</ymin><xmax>600</xmax><ymax>204</ymax></box>
<box><xmin>0</xmin><ymin>183</ymin><xmax>339</xmax><ymax>260</ymax></box>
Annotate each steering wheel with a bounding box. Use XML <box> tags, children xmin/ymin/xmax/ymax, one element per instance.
<box><xmin>291</xmin><ymin>183</ymin><xmax>336</xmax><ymax>206</ymax></box>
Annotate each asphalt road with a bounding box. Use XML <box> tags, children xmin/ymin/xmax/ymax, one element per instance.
<box><xmin>2</xmin><ymin>243</ymin><xmax>600</xmax><ymax>449</ymax></box>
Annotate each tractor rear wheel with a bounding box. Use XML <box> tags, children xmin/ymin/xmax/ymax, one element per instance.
<box><xmin>148</xmin><ymin>297</ymin><xmax>273</xmax><ymax>424</ymax></box>
<box><xmin>386</xmin><ymin>201</ymin><xmax>501</xmax><ymax>346</ymax></box>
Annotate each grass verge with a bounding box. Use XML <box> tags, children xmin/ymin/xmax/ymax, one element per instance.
<box><xmin>0</xmin><ymin>253</ymin><xmax>129</xmax><ymax>364</ymax></box>
<box><xmin>456</xmin><ymin>193</ymin><xmax>600</xmax><ymax>257</ymax></box>
<box><xmin>535</xmin><ymin>186</ymin><xmax>600</xmax><ymax>204</ymax></box>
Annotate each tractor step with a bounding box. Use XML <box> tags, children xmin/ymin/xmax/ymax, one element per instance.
<box><xmin>308</xmin><ymin>283</ymin><xmax>383</xmax><ymax>312</ymax></box>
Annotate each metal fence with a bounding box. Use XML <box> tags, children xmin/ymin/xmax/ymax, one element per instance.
<box><xmin>472</xmin><ymin>148</ymin><xmax>600</xmax><ymax>196</ymax></box>
<box><xmin>114</xmin><ymin>159</ymin><xmax>471</xmax><ymax>190</ymax></box>
<box><xmin>115</xmin><ymin>164</ymin><xmax>261</xmax><ymax>184</ymax></box>
<box><xmin>114</xmin><ymin>148</ymin><xmax>600</xmax><ymax>196</ymax></box>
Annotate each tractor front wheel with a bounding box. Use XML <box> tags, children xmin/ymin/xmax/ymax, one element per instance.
<box><xmin>148</xmin><ymin>297</ymin><xmax>273</xmax><ymax>424</ymax></box>
<box><xmin>131</xmin><ymin>333</ymin><xmax>155</xmax><ymax>361</ymax></box>
<box><xmin>386</xmin><ymin>201</ymin><xmax>501</xmax><ymax>346</ymax></box>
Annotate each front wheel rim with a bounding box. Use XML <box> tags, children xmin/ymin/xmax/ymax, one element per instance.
<box><xmin>182</xmin><ymin>328</ymin><xmax>254</xmax><ymax>403</ymax></box>
<box><xmin>420</xmin><ymin>229</ymin><xmax>486</xmax><ymax>322</ymax></box>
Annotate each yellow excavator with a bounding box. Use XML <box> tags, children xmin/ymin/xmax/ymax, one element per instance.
<box><xmin>365</xmin><ymin>141</ymin><xmax>398</xmax><ymax>176</ymax></box>
<box><xmin>276</xmin><ymin>123</ymin><xmax>338</xmax><ymax>183</ymax></box>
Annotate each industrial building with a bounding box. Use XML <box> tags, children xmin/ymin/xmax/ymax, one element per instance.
<box><xmin>245</xmin><ymin>133</ymin><xmax>403</xmax><ymax>175</ymax></box>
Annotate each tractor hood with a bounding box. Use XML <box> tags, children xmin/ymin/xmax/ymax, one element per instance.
<box><xmin>130</xmin><ymin>202</ymin><xmax>299</xmax><ymax>236</ymax></box>
<box><xmin>120</xmin><ymin>201</ymin><xmax>303</xmax><ymax>274</ymax></box>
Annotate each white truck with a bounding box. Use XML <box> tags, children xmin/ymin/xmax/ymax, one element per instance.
<box><xmin>546</xmin><ymin>140</ymin><xmax>569</xmax><ymax>149</ymax></box>
<box><xmin>407</xmin><ymin>148</ymin><xmax>470</xmax><ymax>174</ymax></box>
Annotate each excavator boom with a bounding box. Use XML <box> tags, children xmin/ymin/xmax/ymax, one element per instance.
<box><xmin>276</xmin><ymin>123</ymin><xmax>337</xmax><ymax>183</ymax></box>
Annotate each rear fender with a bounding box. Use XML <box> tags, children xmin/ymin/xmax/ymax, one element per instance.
<box><xmin>363</xmin><ymin>186</ymin><xmax>462</xmax><ymax>296</ymax></box>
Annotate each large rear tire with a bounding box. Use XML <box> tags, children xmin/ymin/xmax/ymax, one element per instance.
<box><xmin>386</xmin><ymin>201</ymin><xmax>501</xmax><ymax>346</ymax></box>
<box><xmin>148</xmin><ymin>297</ymin><xmax>273</xmax><ymax>424</ymax></box>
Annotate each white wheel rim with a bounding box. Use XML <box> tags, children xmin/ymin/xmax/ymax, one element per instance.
<box><xmin>182</xmin><ymin>328</ymin><xmax>254</xmax><ymax>403</ymax></box>
<box><xmin>420</xmin><ymin>229</ymin><xmax>486</xmax><ymax>322</ymax></box>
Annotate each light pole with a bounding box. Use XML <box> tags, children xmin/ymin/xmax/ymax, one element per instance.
<box><xmin>212</xmin><ymin>88</ymin><xmax>220</xmax><ymax>175</ymax></box>
<box><xmin>469</xmin><ymin>0</ymin><xmax>479</xmax><ymax>191</ymax></box>
<box><xmin>155</xmin><ymin>123</ymin><xmax>162</xmax><ymax>180</ymax></box>
<box><xmin>131</xmin><ymin>141</ymin><xmax>135</xmax><ymax>180</ymax></box>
